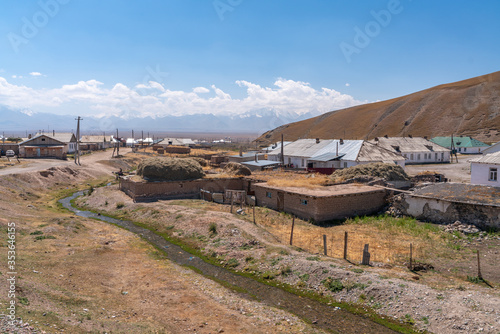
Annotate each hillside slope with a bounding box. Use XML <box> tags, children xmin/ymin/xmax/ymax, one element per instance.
<box><xmin>257</xmin><ymin>72</ymin><xmax>500</xmax><ymax>144</ymax></box>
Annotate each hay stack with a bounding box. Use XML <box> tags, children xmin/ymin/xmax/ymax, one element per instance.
<box><xmin>223</xmin><ymin>162</ymin><xmax>251</xmax><ymax>176</ymax></box>
<box><xmin>137</xmin><ymin>157</ymin><xmax>205</xmax><ymax>181</ymax></box>
<box><xmin>330</xmin><ymin>163</ymin><xmax>409</xmax><ymax>182</ymax></box>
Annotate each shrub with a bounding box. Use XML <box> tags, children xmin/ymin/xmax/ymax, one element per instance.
<box><xmin>208</xmin><ymin>223</ymin><xmax>217</xmax><ymax>235</ymax></box>
<box><xmin>322</xmin><ymin>277</ymin><xmax>344</xmax><ymax>292</ymax></box>
<box><xmin>116</xmin><ymin>202</ymin><xmax>125</xmax><ymax>209</ymax></box>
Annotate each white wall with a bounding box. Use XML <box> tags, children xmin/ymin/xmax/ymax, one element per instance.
<box><xmin>402</xmin><ymin>151</ymin><xmax>449</xmax><ymax>164</ymax></box>
<box><xmin>471</xmin><ymin>163</ymin><xmax>500</xmax><ymax>186</ymax></box>
<box><xmin>457</xmin><ymin>147</ymin><xmax>482</xmax><ymax>154</ymax></box>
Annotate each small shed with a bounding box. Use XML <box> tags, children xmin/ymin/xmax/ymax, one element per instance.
<box><xmin>241</xmin><ymin>159</ymin><xmax>280</xmax><ymax>171</ymax></box>
<box><xmin>19</xmin><ymin>134</ymin><xmax>67</xmax><ymax>159</ymax></box>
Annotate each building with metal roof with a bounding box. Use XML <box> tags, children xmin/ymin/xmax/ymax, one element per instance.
<box><xmin>36</xmin><ymin>131</ymin><xmax>77</xmax><ymax>153</ymax></box>
<box><xmin>241</xmin><ymin>159</ymin><xmax>280</xmax><ymax>171</ymax></box>
<box><xmin>267</xmin><ymin>138</ymin><xmax>405</xmax><ymax>173</ymax></box>
<box><xmin>368</xmin><ymin>137</ymin><xmax>450</xmax><ymax>164</ymax></box>
<box><xmin>470</xmin><ymin>151</ymin><xmax>500</xmax><ymax>186</ymax></box>
<box><xmin>430</xmin><ymin>136</ymin><xmax>490</xmax><ymax>154</ymax></box>
<box><xmin>481</xmin><ymin>142</ymin><xmax>500</xmax><ymax>154</ymax></box>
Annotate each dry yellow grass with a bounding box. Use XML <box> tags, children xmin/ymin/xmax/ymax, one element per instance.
<box><xmin>251</xmin><ymin>170</ymin><xmax>330</xmax><ymax>189</ymax></box>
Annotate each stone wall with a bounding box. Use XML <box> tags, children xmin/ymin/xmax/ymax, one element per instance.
<box><xmin>402</xmin><ymin>195</ymin><xmax>500</xmax><ymax>231</ymax></box>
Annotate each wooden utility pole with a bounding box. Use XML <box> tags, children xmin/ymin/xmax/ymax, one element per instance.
<box><xmin>281</xmin><ymin>134</ymin><xmax>285</xmax><ymax>166</ymax></box>
<box><xmin>116</xmin><ymin>128</ymin><xmax>120</xmax><ymax>156</ymax></box>
<box><xmin>75</xmin><ymin>116</ymin><xmax>82</xmax><ymax>165</ymax></box>
<box><xmin>253</xmin><ymin>202</ymin><xmax>256</xmax><ymax>224</ymax></box>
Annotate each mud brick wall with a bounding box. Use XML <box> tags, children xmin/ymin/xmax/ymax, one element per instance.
<box><xmin>120</xmin><ymin>177</ymin><xmax>245</xmax><ymax>201</ymax></box>
<box><xmin>254</xmin><ymin>185</ymin><xmax>386</xmax><ymax>222</ymax></box>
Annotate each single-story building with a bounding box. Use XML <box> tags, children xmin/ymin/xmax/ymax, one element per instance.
<box><xmin>19</xmin><ymin>134</ymin><xmax>67</xmax><ymax>159</ymax></box>
<box><xmin>241</xmin><ymin>159</ymin><xmax>280</xmax><ymax>171</ymax></box>
<box><xmin>228</xmin><ymin>151</ymin><xmax>266</xmax><ymax>163</ymax></box>
<box><xmin>368</xmin><ymin>136</ymin><xmax>450</xmax><ymax>164</ymax></box>
<box><xmin>470</xmin><ymin>151</ymin><xmax>500</xmax><ymax>186</ymax></box>
<box><xmin>254</xmin><ymin>182</ymin><xmax>387</xmax><ymax>222</ymax></box>
<box><xmin>80</xmin><ymin>135</ymin><xmax>113</xmax><ymax>151</ymax></box>
<box><xmin>430</xmin><ymin>136</ymin><xmax>490</xmax><ymax>154</ymax></box>
<box><xmin>482</xmin><ymin>142</ymin><xmax>500</xmax><ymax>154</ymax></box>
<box><xmin>268</xmin><ymin>138</ymin><xmax>405</xmax><ymax>173</ymax></box>
<box><xmin>36</xmin><ymin>131</ymin><xmax>77</xmax><ymax>153</ymax></box>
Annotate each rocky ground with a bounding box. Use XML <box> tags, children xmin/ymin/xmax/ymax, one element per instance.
<box><xmin>78</xmin><ymin>183</ymin><xmax>500</xmax><ymax>334</ymax></box>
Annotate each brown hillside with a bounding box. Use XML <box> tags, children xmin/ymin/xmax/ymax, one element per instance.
<box><xmin>258</xmin><ymin>71</ymin><xmax>500</xmax><ymax>144</ymax></box>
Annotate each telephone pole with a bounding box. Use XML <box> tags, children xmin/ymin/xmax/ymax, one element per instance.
<box><xmin>75</xmin><ymin>116</ymin><xmax>82</xmax><ymax>165</ymax></box>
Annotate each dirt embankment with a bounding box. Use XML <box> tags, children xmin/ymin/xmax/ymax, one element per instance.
<box><xmin>78</xmin><ymin>184</ymin><xmax>500</xmax><ymax>334</ymax></box>
<box><xmin>0</xmin><ymin>156</ymin><xmax>326</xmax><ymax>334</ymax></box>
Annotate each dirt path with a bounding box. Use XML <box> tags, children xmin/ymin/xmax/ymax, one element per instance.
<box><xmin>405</xmin><ymin>154</ymin><xmax>479</xmax><ymax>183</ymax></box>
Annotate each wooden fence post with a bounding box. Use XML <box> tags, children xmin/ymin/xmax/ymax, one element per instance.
<box><xmin>362</xmin><ymin>244</ymin><xmax>370</xmax><ymax>265</ymax></box>
<box><xmin>230</xmin><ymin>191</ymin><xmax>234</xmax><ymax>213</ymax></box>
<box><xmin>477</xmin><ymin>249</ymin><xmax>482</xmax><ymax>279</ymax></box>
<box><xmin>409</xmin><ymin>243</ymin><xmax>413</xmax><ymax>271</ymax></box>
<box><xmin>343</xmin><ymin>232</ymin><xmax>348</xmax><ymax>260</ymax></box>
<box><xmin>323</xmin><ymin>234</ymin><xmax>327</xmax><ymax>256</ymax></box>
<box><xmin>253</xmin><ymin>202</ymin><xmax>256</xmax><ymax>224</ymax></box>
<box><xmin>289</xmin><ymin>216</ymin><xmax>295</xmax><ymax>245</ymax></box>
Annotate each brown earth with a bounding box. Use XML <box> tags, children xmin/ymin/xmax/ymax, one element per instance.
<box><xmin>257</xmin><ymin>71</ymin><xmax>500</xmax><ymax>144</ymax></box>
<box><xmin>0</xmin><ymin>151</ymin><xmax>326</xmax><ymax>334</ymax></box>
<box><xmin>77</xmin><ymin>167</ymin><xmax>500</xmax><ymax>334</ymax></box>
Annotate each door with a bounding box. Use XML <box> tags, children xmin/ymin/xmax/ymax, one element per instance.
<box><xmin>36</xmin><ymin>148</ymin><xmax>40</xmax><ymax>157</ymax></box>
<box><xmin>277</xmin><ymin>192</ymin><xmax>284</xmax><ymax>211</ymax></box>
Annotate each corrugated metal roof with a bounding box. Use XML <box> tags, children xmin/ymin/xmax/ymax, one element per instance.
<box><xmin>308</xmin><ymin>152</ymin><xmax>345</xmax><ymax>162</ymax></box>
<box><xmin>80</xmin><ymin>135</ymin><xmax>109</xmax><ymax>143</ymax></box>
<box><xmin>430</xmin><ymin>136</ymin><xmax>490</xmax><ymax>148</ymax></box>
<box><xmin>242</xmin><ymin>160</ymin><xmax>280</xmax><ymax>167</ymax></box>
<box><xmin>482</xmin><ymin>142</ymin><xmax>500</xmax><ymax>154</ymax></box>
<box><xmin>36</xmin><ymin>132</ymin><xmax>76</xmax><ymax>143</ymax></box>
<box><xmin>19</xmin><ymin>134</ymin><xmax>66</xmax><ymax>145</ymax></box>
<box><xmin>469</xmin><ymin>151</ymin><xmax>500</xmax><ymax>164</ymax></box>
<box><xmin>368</xmin><ymin>137</ymin><xmax>449</xmax><ymax>153</ymax></box>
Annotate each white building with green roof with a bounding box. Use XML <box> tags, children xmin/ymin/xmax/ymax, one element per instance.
<box><xmin>430</xmin><ymin>136</ymin><xmax>490</xmax><ymax>154</ymax></box>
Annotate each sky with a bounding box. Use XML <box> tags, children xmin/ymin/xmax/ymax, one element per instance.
<box><xmin>0</xmin><ymin>0</ymin><xmax>499</xmax><ymax>121</ymax></box>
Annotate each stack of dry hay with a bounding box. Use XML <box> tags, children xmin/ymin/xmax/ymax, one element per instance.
<box><xmin>223</xmin><ymin>162</ymin><xmax>251</xmax><ymax>176</ymax></box>
<box><xmin>330</xmin><ymin>162</ymin><xmax>409</xmax><ymax>184</ymax></box>
<box><xmin>137</xmin><ymin>157</ymin><xmax>205</xmax><ymax>181</ymax></box>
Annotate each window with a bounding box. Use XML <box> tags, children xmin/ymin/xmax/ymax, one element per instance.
<box><xmin>423</xmin><ymin>153</ymin><xmax>427</xmax><ymax>159</ymax></box>
<box><xmin>489</xmin><ymin>168</ymin><xmax>498</xmax><ymax>181</ymax></box>
<box><xmin>410</xmin><ymin>154</ymin><xmax>414</xmax><ymax>160</ymax></box>
<box><xmin>301</xmin><ymin>159</ymin><xmax>305</xmax><ymax>167</ymax></box>
<box><xmin>417</xmin><ymin>154</ymin><xmax>421</xmax><ymax>160</ymax></box>
<box><xmin>41</xmin><ymin>138</ymin><xmax>45</xmax><ymax>141</ymax></box>
<box><xmin>464</xmin><ymin>148</ymin><xmax>467</xmax><ymax>152</ymax></box>
<box><xmin>300</xmin><ymin>199</ymin><xmax>308</xmax><ymax>205</ymax></box>
<box><xmin>435</xmin><ymin>153</ymin><xmax>438</xmax><ymax>160</ymax></box>
<box><xmin>266</xmin><ymin>192</ymin><xmax>272</xmax><ymax>198</ymax></box>
<box><xmin>441</xmin><ymin>153</ymin><xmax>444</xmax><ymax>160</ymax></box>
<box><xmin>343</xmin><ymin>162</ymin><xmax>347</xmax><ymax>168</ymax></box>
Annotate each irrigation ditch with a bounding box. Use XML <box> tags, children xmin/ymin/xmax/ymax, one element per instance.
<box><xmin>59</xmin><ymin>189</ymin><xmax>402</xmax><ymax>334</ymax></box>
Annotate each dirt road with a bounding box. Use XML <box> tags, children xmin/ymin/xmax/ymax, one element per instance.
<box><xmin>405</xmin><ymin>154</ymin><xmax>479</xmax><ymax>183</ymax></box>
<box><xmin>0</xmin><ymin>148</ymin><xmax>131</xmax><ymax>176</ymax></box>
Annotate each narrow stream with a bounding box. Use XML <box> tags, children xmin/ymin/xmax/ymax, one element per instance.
<box><xmin>59</xmin><ymin>191</ymin><xmax>399</xmax><ymax>334</ymax></box>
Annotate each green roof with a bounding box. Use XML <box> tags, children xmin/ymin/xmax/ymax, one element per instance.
<box><xmin>430</xmin><ymin>136</ymin><xmax>489</xmax><ymax>148</ymax></box>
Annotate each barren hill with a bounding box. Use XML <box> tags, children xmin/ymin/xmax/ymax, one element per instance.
<box><xmin>257</xmin><ymin>71</ymin><xmax>500</xmax><ymax>144</ymax></box>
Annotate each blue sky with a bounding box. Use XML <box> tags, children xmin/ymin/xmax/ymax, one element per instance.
<box><xmin>0</xmin><ymin>0</ymin><xmax>499</xmax><ymax>119</ymax></box>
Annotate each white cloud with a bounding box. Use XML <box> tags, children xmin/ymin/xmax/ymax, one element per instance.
<box><xmin>0</xmin><ymin>77</ymin><xmax>366</xmax><ymax>118</ymax></box>
<box><xmin>345</xmin><ymin>83</ymin><xmax>350</xmax><ymax>87</ymax></box>
<box><xmin>193</xmin><ymin>86</ymin><xmax>210</xmax><ymax>94</ymax></box>
<box><xmin>30</xmin><ymin>72</ymin><xmax>42</xmax><ymax>77</ymax></box>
